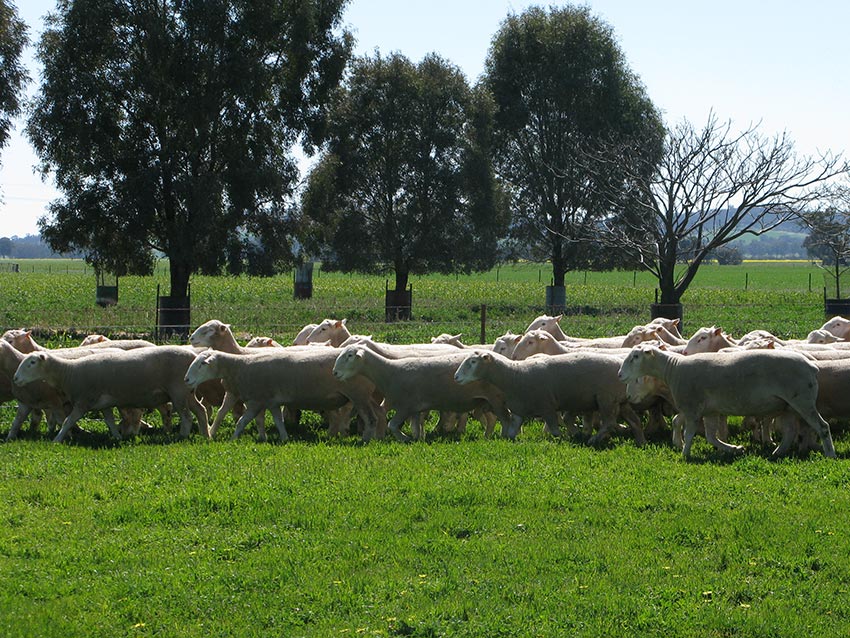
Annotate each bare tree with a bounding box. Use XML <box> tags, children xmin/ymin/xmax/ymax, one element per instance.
<box><xmin>799</xmin><ymin>180</ymin><xmax>850</xmax><ymax>299</ymax></box>
<box><xmin>608</xmin><ymin>113</ymin><xmax>847</xmax><ymax>307</ymax></box>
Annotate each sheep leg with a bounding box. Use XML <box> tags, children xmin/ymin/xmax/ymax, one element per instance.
<box><xmin>770</xmin><ymin>412</ymin><xmax>799</xmax><ymax>458</ymax></box>
<box><xmin>98</xmin><ymin>409</ymin><xmax>123</xmax><ymax>439</ymax></box>
<box><xmin>799</xmin><ymin>410</ymin><xmax>836</xmax><ymax>459</ymax></box>
<box><xmin>210</xmin><ymin>391</ymin><xmax>240</xmax><ymax>438</ymax></box>
<box><xmin>410</xmin><ymin>412</ymin><xmax>426</xmax><ymax>441</ymax></box>
<box><xmin>232</xmin><ymin>405</ymin><xmax>263</xmax><ymax>440</ymax></box>
<box><xmin>588</xmin><ymin>408</ymin><xmax>619</xmax><ymax>446</ymax></box>
<box><xmin>255</xmin><ymin>410</ymin><xmax>268</xmax><ymax>442</ymax></box>
<box><xmin>671</xmin><ymin>413</ymin><xmax>684</xmax><ymax>450</ymax></box>
<box><xmin>387</xmin><ymin>410</ymin><xmax>412</xmax><ymax>442</ymax></box>
<box><xmin>621</xmin><ymin>404</ymin><xmax>646</xmax><ymax>446</ymax></box>
<box><xmin>681</xmin><ymin>415</ymin><xmax>700</xmax><ymax>459</ymax></box>
<box><xmin>53</xmin><ymin>405</ymin><xmax>89</xmax><ymax>443</ymax></box>
<box><xmin>704</xmin><ymin>415</ymin><xmax>744</xmax><ymax>455</ymax></box>
<box><xmin>269</xmin><ymin>406</ymin><xmax>289</xmax><ymax>442</ymax></box>
<box><xmin>7</xmin><ymin>404</ymin><xmax>34</xmax><ymax>441</ymax></box>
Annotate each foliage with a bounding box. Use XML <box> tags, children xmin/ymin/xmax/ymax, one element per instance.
<box><xmin>301</xmin><ymin>52</ymin><xmax>509</xmax><ymax>292</ymax></box>
<box><xmin>0</xmin><ymin>0</ymin><xmax>28</xmax><ymax>158</ymax></box>
<box><xmin>26</xmin><ymin>0</ymin><xmax>352</xmax><ymax>296</ymax></box>
<box><xmin>483</xmin><ymin>4</ymin><xmax>664</xmax><ymax>286</ymax></box>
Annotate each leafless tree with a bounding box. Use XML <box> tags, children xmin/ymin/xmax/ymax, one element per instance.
<box><xmin>606</xmin><ymin>113</ymin><xmax>848</xmax><ymax>306</ymax></box>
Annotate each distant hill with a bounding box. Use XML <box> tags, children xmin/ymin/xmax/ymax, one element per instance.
<box><xmin>732</xmin><ymin>230</ymin><xmax>808</xmax><ymax>259</ymax></box>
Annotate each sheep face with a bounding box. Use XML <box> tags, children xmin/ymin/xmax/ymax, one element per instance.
<box><xmin>431</xmin><ymin>333</ymin><xmax>464</xmax><ymax>347</ymax></box>
<box><xmin>807</xmin><ymin>329</ymin><xmax>843</xmax><ymax>344</ymax></box>
<box><xmin>454</xmin><ymin>352</ymin><xmax>490</xmax><ymax>384</ymax></box>
<box><xmin>682</xmin><ymin>326</ymin><xmax>723</xmax><ymax>355</ymax></box>
<box><xmin>189</xmin><ymin>320</ymin><xmax>230</xmax><ymax>348</ymax></box>
<box><xmin>245</xmin><ymin>336</ymin><xmax>282</xmax><ymax>348</ymax></box>
<box><xmin>332</xmin><ymin>346</ymin><xmax>365</xmax><ymax>381</ymax></box>
<box><xmin>184</xmin><ymin>350</ymin><xmax>219</xmax><ymax>389</ymax></box>
<box><xmin>80</xmin><ymin>334</ymin><xmax>109</xmax><ymax>346</ymax></box>
<box><xmin>13</xmin><ymin>352</ymin><xmax>49</xmax><ymax>386</ymax></box>
<box><xmin>307</xmin><ymin>318</ymin><xmax>350</xmax><ymax>346</ymax></box>
<box><xmin>492</xmin><ymin>332</ymin><xmax>521</xmax><ymax>358</ymax></box>
<box><xmin>617</xmin><ymin>345</ymin><xmax>658</xmax><ymax>384</ymax></box>
<box><xmin>524</xmin><ymin>314</ymin><xmax>562</xmax><ymax>334</ymax></box>
<box><xmin>512</xmin><ymin>330</ymin><xmax>552</xmax><ymax>361</ymax></box>
<box><xmin>622</xmin><ymin>325</ymin><xmax>661</xmax><ymax>348</ymax></box>
<box><xmin>3</xmin><ymin>329</ymin><xmax>38</xmax><ymax>353</ymax></box>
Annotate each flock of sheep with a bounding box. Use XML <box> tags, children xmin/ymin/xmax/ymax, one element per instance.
<box><xmin>4</xmin><ymin>311</ymin><xmax>850</xmax><ymax>459</ymax></box>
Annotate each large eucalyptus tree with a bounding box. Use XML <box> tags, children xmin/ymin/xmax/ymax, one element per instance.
<box><xmin>27</xmin><ymin>0</ymin><xmax>352</xmax><ymax>296</ymax></box>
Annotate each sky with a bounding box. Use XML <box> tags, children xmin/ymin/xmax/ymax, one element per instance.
<box><xmin>1</xmin><ymin>0</ymin><xmax>848</xmax><ymax>237</ymax></box>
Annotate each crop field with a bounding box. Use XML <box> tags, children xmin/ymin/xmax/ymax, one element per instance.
<box><xmin>2</xmin><ymin>259</ymin><xmax>850</xmax><ymax>637</ymax></box>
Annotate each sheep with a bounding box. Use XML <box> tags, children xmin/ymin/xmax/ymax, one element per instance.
<box><xmin>184</xmin><ymin>347</ymin><xmax>382</xmax><ymax>442</ymax></box>
<box><xmin>79</xmin><ymin>335</ymin><xmax>157</xmax><ymax>349</ymax></box>
<box><xmin>492</xmin><ymin>331</ymin><xmax>522</xmax><ymax>358</ymax></box>
<box><xmin>453</xmin><ymin>350</ymin><xmax>641</xmax><ymax>445</ymax></box>
<box><xmin>245</xmin><ymin>336</ymin><xmax>283</xmax><ymax>348</ymax></box>
<box><xmin>14</xmin><ymin>346</ymin><xmax>209</xmax><ymax>442</ymax></box>
<box><xmin>2</xmin><ymin>329</ymin><xmax>47</xmax><ymax>353</ymax></box>
<box><xmin>0</xmin><ymin>340</ymin><xmax>67</xmax><ymax>440</ymax></box>
<box><xmin>617</xmin><ymin>343</ymin><xmax>835</xmax><ymax>459</ymax></box>
<box><xmin>805</xmin><ymin>329</ymin><xmax>844</xmax><ymax>345</ymax></box>
<box><xmin>649</xmin><ymin>317</ymin><xmax>684</xmax><ymax>340</ymax></box>
<box><xmin>682</xmin><ymin>327</ymin><xmax>738</xmax><ymax>355</ymax></box>
<box><xmin>305</xmin><ymin>318</ymin><xmax>351</xmax><ymax>346</ymax></box>
<box><xmin>524</xmin><ymin>314</ymin><xmax>569</xmax><ymax>341</ymax></box>
<box><xmin>821</xmin><ymin>316</ymin><xmax>850</xmax><ymax>340</ymax></box>
<box><xmin>292</xmin><ymin>323</ymin><xmax>319</xmax><ymax>345</ymax></box>
<box><xmin>333</xmin><ymin>345</ymin><xmax>511</xmax><ymax>442</ymax></box>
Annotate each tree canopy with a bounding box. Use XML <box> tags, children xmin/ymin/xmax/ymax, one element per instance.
<box><xmin>301</xmin><ymin>52</ymin><xmax>509</xmax><ymax>292</ymax></box>
<box><xmin>483</xmin><ymin>4</ymin><xmax>664</xmax><ymax>287</ymax></box>
<box><xmin>0</xmin><ymin>0</ymin><xmax>28</xmax><ymax>160</ymax></box>
<box><xmin>27</xmin><ymin>0</ymin><xmax>352</xmax><ymax>296</ymax></box>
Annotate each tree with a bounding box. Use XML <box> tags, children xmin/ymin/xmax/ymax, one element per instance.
<box><xmin>482</xmin><ymin>5</ymin><xmax>664</xmax><ymax>288</ymax></box>
<box><xmin>0</xmin><ymin>0</ymin><xmax>28</xmax><ymax>162</ymax></box>
<box><xmin>607</xmin><ymin>114</ymin><xmax>848</xmax><ymax>305</ymax></box>
<box><xmin>301</xmin><ymin>52</ymin><xmax>509</xmax><ymax>293</ymax></box>
<box><xmin>0</xmin><ymin>236</ymin><xmax>12</xmax><ymax>257</ymax></box>
<box><xmin>27</xmin><ymin>0</ymin><xmax>352</xmax><ymax>297</ymax></box>
<box><xmin>800</xmin><ymin>183</ymin><xmax>850</xmax><ymax>298</ymax></box>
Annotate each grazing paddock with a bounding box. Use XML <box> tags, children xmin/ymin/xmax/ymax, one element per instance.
<box><xmin>1</xmin><ymin>259</ymin><xmax>850</xmax><ymax>636</ymax></box>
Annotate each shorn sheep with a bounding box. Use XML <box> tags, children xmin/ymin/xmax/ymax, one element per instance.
<box><xmin>14</xmin><ymin>346</ymin><xmax>209</xmax><ymax>442</ymax></box>
<box><xmin>617</xmin><ymin>343</ymin><xmax>836</xmax><ymax>459</ymax></box>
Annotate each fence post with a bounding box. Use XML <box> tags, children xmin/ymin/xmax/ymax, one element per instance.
<box><xmin>480</xmin><ymin>304</ymin><xmax>487</xmax><ymax>344</ymax></box>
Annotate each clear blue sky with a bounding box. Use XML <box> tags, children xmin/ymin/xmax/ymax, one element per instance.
<box><xmin>2</xmin><ymin>0</ymin><xmax>848</xmax><ymax>237</ymax></box>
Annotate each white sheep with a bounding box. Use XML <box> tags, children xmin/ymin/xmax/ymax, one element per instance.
<box><xmin>333</xmin><ymin>345</ymin><xmax>511</xmax><ymax>442</ymax></box>
<box><xmin>79</xmin><ymin>335</ymin><xmax>157</xmax><ymax>348</ymax></box>
<box><xmin>14</xmin><ymin>346</ymin><xmax>209</xmax><ymax>442</ymax></box>
<box><xmin>453</xmin><ymin>350</ymin><xmax>640</xmax><ymax>444</ymax></box>
<box><xmin>492</xmin><ymin>331</ymin><xmax>522</xmax><ymax>358</ymax></box>
<box><xmin>821</xmin><ymin>316</ymin><xmax>850</xmax><ymax>340</ymax></box>
<box><xmin>185</xmin><ymin>347</ymin><xmax>383</xmax><ymax>442</ymax></box>
<box><xmin>617</xmin><ymin>343</ymin><xmax>835</xmax><ymax>459</ymax></box>
<box><xmin>306</xmin><ymin>318</ymin><xmax>351</xmax><ymax>346</ymax></box>
<box><xmin>292</xmin><ymin>323</ymin><xmax>319</xmax><ymax>345</ymax></box>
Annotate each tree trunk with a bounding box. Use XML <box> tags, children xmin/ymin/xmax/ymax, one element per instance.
<box><xmin>551</xmin><ymin>237</ymin><xmax>566</xmax><ymax>287</ymax></box>
<box><xmin>394</xmin><ymin>269</ymin><xmax>409</xmax><ymax>293</ymax></box>
<box><xmin>169</xmin><ymin>259</ymin><xmax>191</xmax><ymax>299</ymax></box>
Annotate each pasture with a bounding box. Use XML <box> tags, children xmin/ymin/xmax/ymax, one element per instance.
<box><xmin>1</xmin><ymin>259</ymin><xmax>850</xmax><ymax>637</ymax></box>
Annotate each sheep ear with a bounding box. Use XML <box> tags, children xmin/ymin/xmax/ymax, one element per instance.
<box><xmin>453</xmin><ymin>333</ymin><xmax>462</xmax><ymax>340</ymax></box>
<box><xmin>671</xmin><ymin>319</ymin><xmax>680</xmax><ymax>326</ymax></box>
<box><xmin>512</xmin><ymin>335</ymin><xmax>521</xmax><ymax>344</ymax></box>
<box><xmin>554</xmin><ymin>315</ymin><xmax>563</xmax><ymax>323</ymax></box>
<box><xmin>713</xmin><ymin>327</ymin><xmax>723</xmax><ymax>336</ymax></box>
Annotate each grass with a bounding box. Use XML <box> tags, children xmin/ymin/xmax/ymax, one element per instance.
<box><xmin>2</xmin><ymin>259</ymin><xmax>850</xmax><ymax>636</ymax></box>
<box><xmin>3</xmin><ymin>430</ymin><xmax>850</xmax><ymax>637</ymax></box>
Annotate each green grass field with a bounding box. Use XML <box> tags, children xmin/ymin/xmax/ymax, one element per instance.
<box><xmin>2</xmin><ymin>259</ymin><xmax>850</xmax><ymax>636</ymax></box>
